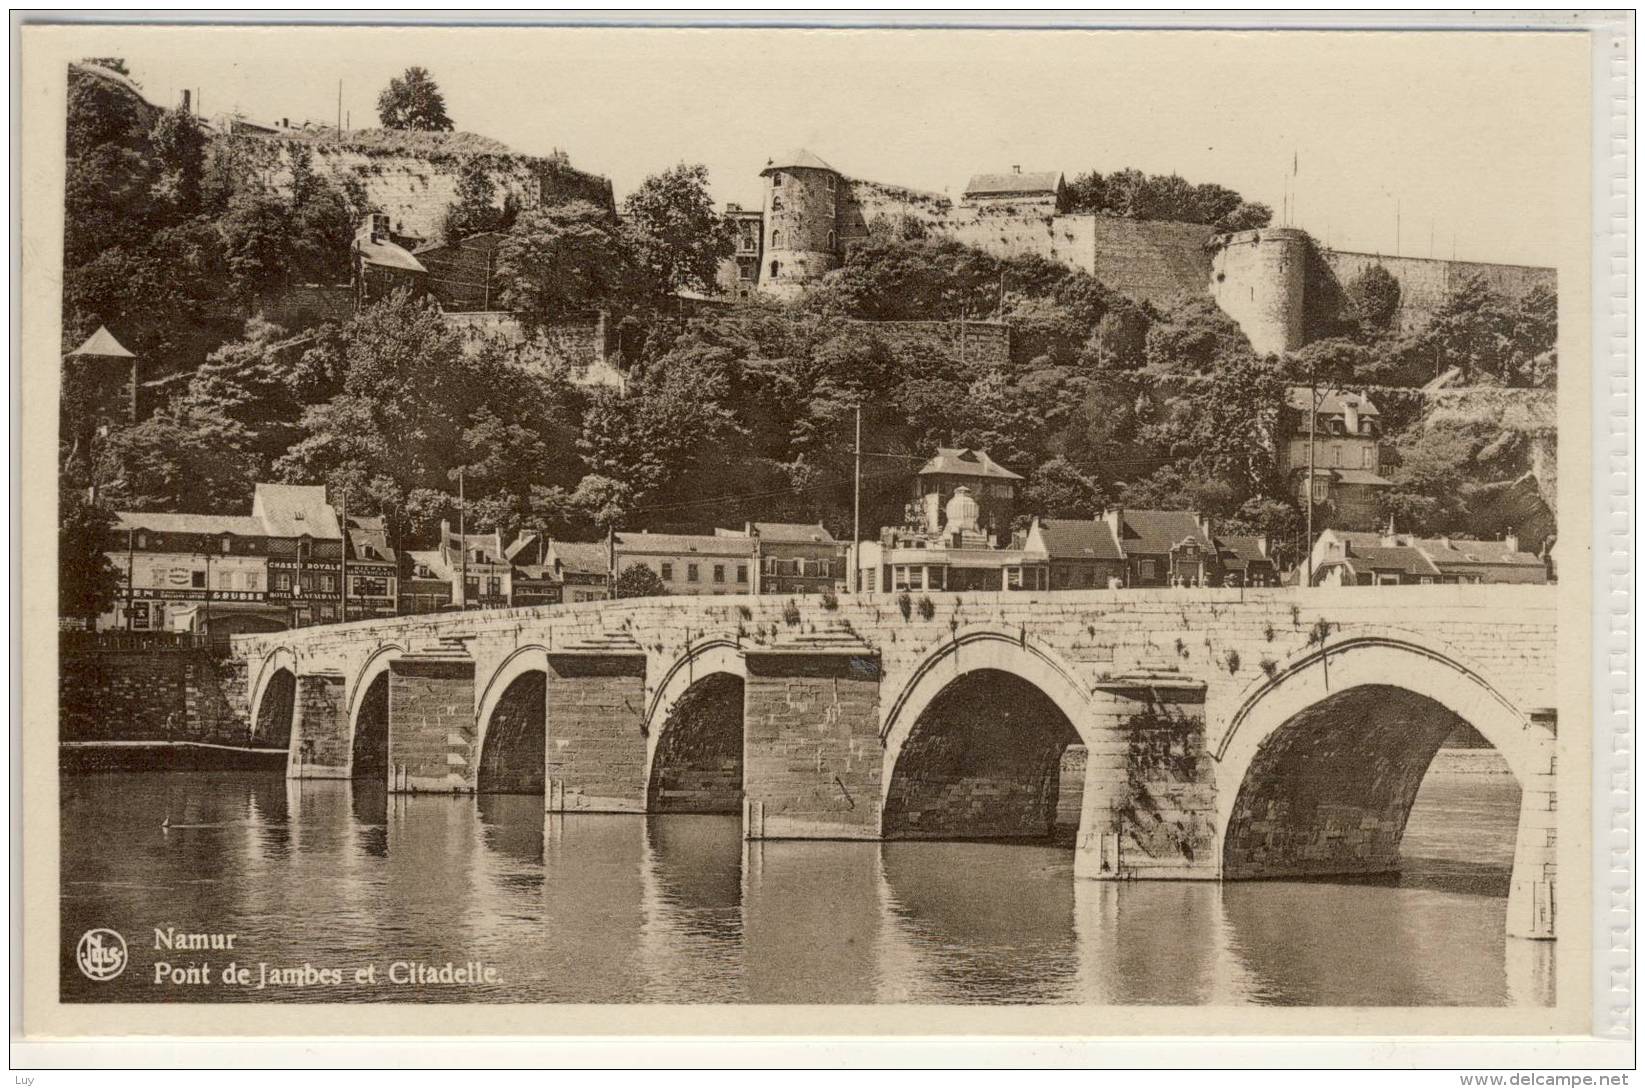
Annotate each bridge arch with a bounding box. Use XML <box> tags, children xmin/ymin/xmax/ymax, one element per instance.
<box><xmin>1212</xmin><ymin>631</ymin><xmax>1555</xmax><ymax>937</ymax></box>
<box><xmin>880</xmin><ymin>627</ymin><xmax>1095</xmax><ymax>840</ymax></box>
<box><xmin>346</xmin><ymin>644</ymin><xmax>404</xmax><ymax>781</ymax></box>
<box><xmin>249</xmin><ymin>647</ymin><xmax>297</xmax><ymax>750</ymax></box>
<box><xmin>644</xmin><ymin>637</ymin><xmax>747</xmax><ymax>813</ymax></box>
<box><xmin>475</xmin><ymin>646</ymin><xmax>550</xmax><ymax>794</ymax></box>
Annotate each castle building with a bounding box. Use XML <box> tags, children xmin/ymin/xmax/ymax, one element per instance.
<box><xmin>719</xmin><ymin>149</ymin><xmax>1555</xmax><ymax>358</ymax></box>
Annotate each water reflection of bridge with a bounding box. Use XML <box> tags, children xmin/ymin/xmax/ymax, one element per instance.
<box><xmin>235</xmin><ymin>587</ymin><xmax>1561</xmax><ymax>939</ymax></box>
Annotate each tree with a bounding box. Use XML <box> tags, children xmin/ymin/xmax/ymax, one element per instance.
<box><xmin>1347</xmin><ymin>265</ymin><xmax>1402</xmax><ymax>332</ymax></box>
<box><xmin>613</xmin><ymin>563</ymin><xmax>666</xmax><ymax>599</ymax></box>
<box><xmin>621</xmin><ymin>163</ymin><xmax>734</xmax><ymax>294</ymax></box>
<box><xmin>60</xmin><ymin>491</ymin><xmax>122</xmax><ymax>625</ymax></box>
<box><xmin>494</xmin><ymin>201</ymin><xmax>644</xmax><ymax>323</ymax></box>
<box><xmin>376</xmin><ymin>66</ymin><xmax>454</xmax><ymax>131</ymax></box>
<box><xmin>1021</xmin><ymin>457</ymin><xmax>1107</xmax><ymax>521</ymax></box>
<box><xmin>442</xmin><ymin>159</ymin><xmax>502</xmax><ymax>243</ymax></box>
<box><xmin>82</xmin><ymin>57</ymin><xmax>131</xmax><ymax>77</ymax></box>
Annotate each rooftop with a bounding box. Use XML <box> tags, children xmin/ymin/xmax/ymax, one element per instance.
<box><xmin>718</xmin><ymin>522</ymin><xmax>839</xmax><ymax>544</ymax></box>
<box><xmin>616</xmin><ymin>531</ymin><xmax>757</xmax><ymax>557</ymax></box>
<box><xmin>344</xmin><ymin>514</ymin><xmax>396</xmax><ymax>563</ymax></box>
<box><xmin>1034</xmin><ymin>518</ymin><xmax>1124</xmax><ymax>562</ymax></box>
<box><xmin>68</xmin><ymin>325</ymin><xmax>135</xmax><ymax>359</ymax></box>
<box><xmin>357</xmin><ymin>237</ymin><xmax>428</xmax><ymax>273</ymax></box>
<box><xmin>1117</xmin><ymin>509</ymin><xmax>1213</xmax><ymax>556</ymax></box>
<box><xmin>964</xmin><ymin>170</ymin><xmax>1063</xmax><ymax>198</ymax></box>
<box><xmin>251</xmin><ymin>484</ymin><xmax>342</xmax><ymax>539</ymax></box>
<box><xmin>114</xmin><ymin>511</ymin><xmax>266</xmax><ymax>537</ymax></box>
<box><xmin>1285</xmin><ymin>387</ymin><xmax>1382</xmax><ymax>417</ymax></box>
<box><xmin>550</xmin><ymin>541</ymin><xmax>611</xmax><ymax>577</ymax></box>
<box><xmin>762</xmin><ymin>148</ymin><xmax>837</xmax><ymax>175</ymax></box>
<box><xmin>919</xmin><ymin>448</ymin><xmax>1023</xmax><ymax>481</ymax></box>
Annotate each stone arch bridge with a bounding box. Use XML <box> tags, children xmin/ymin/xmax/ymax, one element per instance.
<box><xmin>230</xmin><ymin>586</ymin><xmax>1561</xmax><ymax>939</ymax></box>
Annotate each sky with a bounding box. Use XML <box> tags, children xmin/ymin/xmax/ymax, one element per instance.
<box><xmin>83</xmin><ymin>24</ymin><xmax>1589</xmax><ymax>268</ymax></box>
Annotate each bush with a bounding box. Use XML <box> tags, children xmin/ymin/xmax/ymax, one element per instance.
<box><xmin>820</xmin><ymin>588</ymin><xmax>839</xmax><ymax>611</ymax></box>
<box><xmin>896</xmin><ymin>591</ymin><xmax>912</xmax><ymax>621</ymax></box>
<box><xmin>917</xmin><ymin>595</ymin><xmax>936</xmax><ymax>621</ymax></box>
<box><xmin>782</xmin><ymin>599</ymin><xmax>801</xmax><ymax>627</ymax></box>
<box><xmin>613</xmin><ymin>564</ymin><xmax>666</xmax><ymax>599</ymax></box>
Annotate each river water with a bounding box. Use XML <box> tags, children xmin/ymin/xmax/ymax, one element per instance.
<box><xmin>60</xmin><ymin>761</ymin><xmax>1553</xmax><ymax>1006</ymax></box>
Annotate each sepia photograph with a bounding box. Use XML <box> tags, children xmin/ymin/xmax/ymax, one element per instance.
<box><xmin>14</xmin><ymin>14</ymin><xmax>1624</xmax><ymax>1060</ymax></box>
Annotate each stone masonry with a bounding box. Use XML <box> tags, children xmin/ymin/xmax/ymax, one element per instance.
<box><xmin>231</xmin><ymin>585</ymin><xmax>1565</xmax><ymax>938</ymax></box>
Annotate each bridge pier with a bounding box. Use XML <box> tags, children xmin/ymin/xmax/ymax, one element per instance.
<box><xmin>387</xmin><ymin>646</ymin><xmax>477</xmax><ymax>793</ymax></box>
<box><xmin>1507</xmin><ymin>710</ymin><xmax>1558</xmax><ymax>940</ymax></box>
<box><xmin>544</xmin><ymin>650</ymin><xmax>649</xmax><ymax>812</ymax></box>
<box><xmin>742</xmin><ymin>647</ymin><xmax>882</xmax><ymax>840</ymax></box>
<box><xmin>288</xmin><ymin>671</ymin><xmax>351</xmax><ymax>779</ymax></box>
<box><xmin>1074</xmin><ymin>683</ymin><xmax>1215</xmax><ymax>881</ymax></box>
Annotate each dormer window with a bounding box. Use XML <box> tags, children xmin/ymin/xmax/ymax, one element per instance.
<box><xmin>771</xmin><ymin>172</ymin><xmax>783</xmax><ymax>187</ymax></box>
<box><xmin>136</xmin><ymin>532</ymin><xmax>147</xmax><ymax>549</ymax></box>
<box><xmin>220</xmin><ymin>536</ymin><xmax>231</xmax><ymax>554</ymax></box>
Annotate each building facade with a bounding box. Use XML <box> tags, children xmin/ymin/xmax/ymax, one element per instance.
<box><xmin>717</xmin><ymin>522</ymin><xmax>845</xmax><ymax>595</ymax></box>
<box><xmin>1282</xmin><ymin>388</ymin><xmax>1393</xmax><ymax>531</ymax></box>
<box><xmin>1309</xmin><ymin>529</ymin><xmax>1551</xmax><ymax>587</ymax></box>
<box><xmin>99</xmin><ymin>512</ymin><xmax>284</xmax><ymax>637</ymax></box>
<box><xmin>858</xmin><ymin>487</ymin><xmax>1049</xmax><ymax>594</ymax></box>
<box><xmin>614</xmin><ymin>531</ymin><xmax>759</xmax><ymax>596</ymax></box>
<box><xmin>912</xmin><ymin>448</ymin><xmax>1022</xmax><ymax>548</ymax></box>
<box><xmin>343</xmin><ymin>514</ymin><xmax>400</xmax><ymax>621</ymax></box>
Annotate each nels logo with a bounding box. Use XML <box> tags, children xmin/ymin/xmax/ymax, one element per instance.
<box><xmin>75</xmin><ymin>928</ymin><xmax>127</xmax><ymax>981</ymax></box>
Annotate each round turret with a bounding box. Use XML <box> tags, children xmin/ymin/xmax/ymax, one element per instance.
<box><xmin>1209</xmin><ymin>227</ymin><xmax>1309</xmax><ymax>356</ymax></box>
<box><xmin>758</xmin><ymin>149</ymin><xmax>844</xmax><ymax>299</ymax></box>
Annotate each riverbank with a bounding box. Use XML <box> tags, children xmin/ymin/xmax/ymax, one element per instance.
<box><xmin>60</xmin><ymin>740</ymin><xmax>288</xmax><ymax>774</ymax></box>
<box><xmin>1426</xmin><ymin>747</ymin><xmax>1514</xmax><ymax>776</ymax></box>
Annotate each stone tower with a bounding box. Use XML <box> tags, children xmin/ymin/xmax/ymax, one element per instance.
<box><xmin>757</xmin><ymin>149</ymin><xmax>844</xmax><ymax>300</ymax></box>
<box><xmin>1209</xmin><ymin>227</ymin><xmax>1310</xmax><ymax>356</ymax></box>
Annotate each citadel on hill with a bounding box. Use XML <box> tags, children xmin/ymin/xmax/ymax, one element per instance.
<box><xmin>714</xmin><ymin>148</ymin><xmax>1555</xmax><ymax>356</ymax></box>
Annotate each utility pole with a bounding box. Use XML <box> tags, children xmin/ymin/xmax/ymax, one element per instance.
<box><xmin>1305</xmin><ymin>373</ymin><xmax>1321</xmax><ymax>587</ymax></box>
<box><xmin>202</xmin><ymin>544</ymin><xmax>212</xmax><ymax>646</ymax></box>
<box><xmin>336</xmin><ymin>79</ymin><xmax>342</xmax><ymax>135</ymax></box>
<box><xmin>458</xmin><ymin>466</ymin><xmax>468</xmax><ymax>610</ymax></box>
<box><xmin>338</xmin><ymin>487</ymin><xmax>348</xmax><ymax>624</ymax></box>
<box><xmin>852</xmin><ymin>402</ymin><xmax>862</xmax><ymax>593</ymax></box>
<box><xmin>605</xmin><ymin>521</ymin><xmax>616</xmax><ymax>600</ymax></box>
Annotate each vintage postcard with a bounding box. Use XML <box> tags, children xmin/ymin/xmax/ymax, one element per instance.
<box><xmin>13</xmin><ymin>14</ymin><xmax>1630</xmax><ymax>1062</ymax></box>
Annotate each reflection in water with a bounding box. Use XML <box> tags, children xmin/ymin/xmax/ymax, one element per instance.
<box><xmin>60</xmin><ymin>763</ymin><xmax>1547</xmax><ymax>1005</ymax></box>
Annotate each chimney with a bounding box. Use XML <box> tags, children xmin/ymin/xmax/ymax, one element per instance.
<box><xmin>1256</xmin><ymin>536</ymin><xmax>1269</xmax><ymax>558</ymax></box>
<box><xmin>1103</xmin><ymin>506</ymin><xmax>1123</xmax><ymax>541</ymax></box>
<box><xmin>180</xmin><ymin>89</ymin><xmax>191</xmax><ymax>114</ymax></box>
<box><xmin>281</xmin><ymin>117</ymin><xmax>289</xmax><ymax>128</ymax></box>
<box><xmin>1012</xmin><ymin>164</ymin><xmax>1021</xmax><ymax>174</ymax></box>
<box><xmin>1505</xmin><ymin>530</ymin><xmax>1519</xmax><ymax>555</ymax></box>
<box><xmin>1196</xmin><ymin>514</ymin><xmax>1212</xmax><ymax>542</ymax></box>
<box><xmin>745</xmin><ymin>521</ymin><xmax>755</xmax><ymax>537</ymax></box>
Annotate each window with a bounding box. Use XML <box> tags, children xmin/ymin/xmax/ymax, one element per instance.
<box><xmin>1137</xmin><ymin>559</ymin><xmax>1157</xmax><ymax>581</ymax></box>
<box><xmin>865</xmin><ymin>569</ymin><xmax>877</xmax><ymax>591</ymax></box>
<box><xmin>661</xmin><ymin>562</ymin><xmax>674</xmax><ymax>581</ymax></box>
<box><xmin>319</xmin><ymin>574</ymin><xmax>336</xmax><ymax>593</ymax></box>
<box><xmin>713</xmin><ymin>564</ymin><xmax>725</xmax><ymax>583</ymax></box>
<box><xmin>771</xmin><ymin>172</ymin><xmax>783</xmax><ymax>187</ymax></box>
<box><xmin>771</xmin><ymin>196</ymin><xmax>783</xmax><ymax>212</ymax></box>
<box><xmin>1362</xmin><ymin>446</ymin><xmax>1375</xmax><ymax>469</ymax></box>
<box><xmin>221</xmin><ymin>537</ymin><xmax>231</xmax><ymax>554</ymax></box>
<box><xmin>770</xmin><ymin>230</ymin><xmax>781</xmax><ymax>249</ymax></box>
<box><xmin>273</xmin><ymin>572</ymin><xmax>291</xmax><ymax>592</ymax></box>
<box><xmin>770</xmin><ymin>260</ymin><xmax>781</xmax><ymax>278</ymax></box>
<box><xmin>1312</xmin><ymin>479</ymin><xmax>1330</xmax><ymax>502</ymax></box>
<box><xmin>216</xmin><ymin>571</ymin><xmax>232</xmax><ymax>590</ymax></box>
<box><xmin>191</xmin><ymin>570</ymin><xmax>206</xmax><ymax>589</ymax></box>
<box><xmin>137</xmin><ymin>533</ymin><xmax>147</xmax><ymax>549</ymax></box>
<box><xmin>825</xmin><ymin>174</ymin><xmax>836</xmax><ymax>192</ymax></box>
<box><xmin>687</xmin><ymin>564</ymin><xmax>700</xmax><ymax>583</ymax></box>
<box><xmin>736</xmin><ymin>564</ymin><xmax>747</xmax><ymax>583</ymax></box>
<box><xmin>827</xmin><ymin>230</ymin><xmax>836</xmax><ymax>252</ymax></box>
<box><xmin>487</xmin><ymin>576</ymin><xmax>501</xmax><ymax>597</ymax></box>
<box><xmin>763</xmin><ymin>556</ymin><xmax>777</xmax><ymax>574</ymax></box>
<box><xmin>1006</xmin><ymin>567</ymin><xmax>1023</xmax><ymax>589</ymax></box>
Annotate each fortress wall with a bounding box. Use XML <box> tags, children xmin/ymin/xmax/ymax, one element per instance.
<box><xmin>1322</xmin><ymin>251</ymin><xmax>1556</xmax><ymax>333</ymax></box>
<box><xmin>227</xmin><ymin>137</ymin><xmax>613</xmax><ymax>244</ymax></box>
<box><xmin>1211</xmin><ymin>228</ymin><xmax>1310</xmax><ymax>356</ymax></box>
<box><xmin>1085</xmin><ymin>218</ymin><xmax>1219</xmax><ymax>307</ymax></box>
<box><xmin>845</xmin><ymin>318</ymin><xmax>1011</xmax><ymax>369</ymax></box>
<box><xmin>842</xmin><ymin>177</ymin><xmax>953</xmax><ymax>242</ymax></box>
<box><xmin>443</xmin><ymin>311</ymin><xmax>609</xmax><ymax>379</ymax></box>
